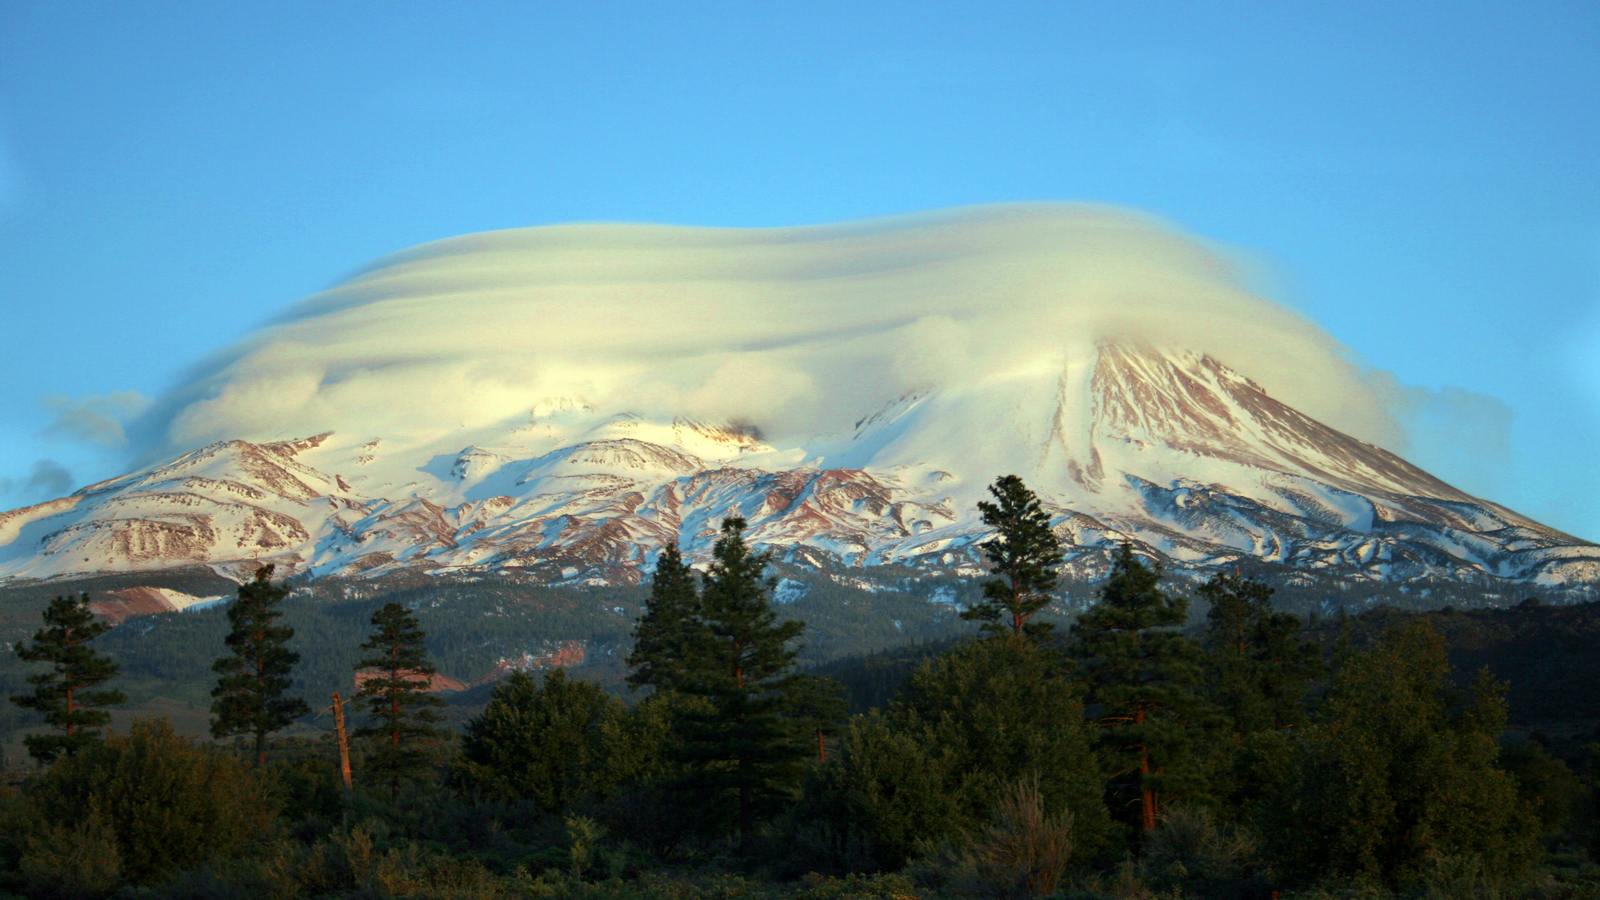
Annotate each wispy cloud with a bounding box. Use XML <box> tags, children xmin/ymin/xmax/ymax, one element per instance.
<box><xmin>42</xmin><ymin>391</ymin><xmax>150</xmax><ymax>448</ymax></box>
<box><xmin>0</xmin><ymin>459</ymin><xmax>74</xmax><ymax>500</ymax></box>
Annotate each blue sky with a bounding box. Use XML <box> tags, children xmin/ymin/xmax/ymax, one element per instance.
<box><xmin>1</xmin><ymin>1</ymin><xmax>1596</xmax><ymax>539</ymax></box>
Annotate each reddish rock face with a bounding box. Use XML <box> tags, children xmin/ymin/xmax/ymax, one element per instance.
<box><xmin>353</xmin><ymin>667</ymin><xmax>468</xmax><ymax>694</ymax></box>
<box><xmin>479</xmin><ymin>640</ymin><xmax>589</xmax><ymax>684</ymax></box>
<box><xmin>90</xmin><ymin>587</ymin><xmax>183</xmax><ymax>625</ymax></box>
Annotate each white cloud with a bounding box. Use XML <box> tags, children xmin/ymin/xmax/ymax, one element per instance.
<box><xmin>128</xmin><ymin>203</ymin><xmax>1482</xmax><ymax>467</ymax></box>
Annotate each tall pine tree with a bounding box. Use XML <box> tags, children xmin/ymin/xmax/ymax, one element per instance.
<box><xmin>1072</xmin><ymin>543</ymin><xmax>1204</xmax><ymax>833</ymax></box>
<box><xmin>10</xmin><ymin>593</ymin><xmax>125</xmax><ymax>764</ymax></box>
<box><xmin>211</xmin><ymin>566</ymin><xmax>308</xmax><ymax>767</ymax></box>
<box><xmin>670</xmin><ymin>517</ymin><xmax>824</xmax><ymax>852</ymax></box>
<box><xmin>354</xmin><ymin>602</ymin><xmax>447</xmax><ymax>796</ymax></box>
<box><xmin>961</xmin><ymin>474</ymin><xmax>1062</xmax><ymax>639</ymax></box>
<box><xmin>627</xmin><ymin>542</ymin><xmax>705</xmax><ymax>694</ymax></box>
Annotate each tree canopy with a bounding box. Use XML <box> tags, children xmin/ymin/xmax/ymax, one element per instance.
<box><xmin>961</xmin><ymin>474</ymin><xmax>1062</xmax><ymax>639</ymax></box>
<box><xmin>211</xmin><ymin>566</ymin><xmax>309</xmax><ymax>767</ymax></box>
<box><xmin>353</xmin><ymin>602</ymin><xmax>448</xmax><ymax>795</ymax></box>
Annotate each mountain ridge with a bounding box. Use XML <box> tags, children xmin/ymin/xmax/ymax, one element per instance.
<box><xmin>2</xmin><ymin>340</ymin><xmax>1593</xmax><ymax>593</ymax></box>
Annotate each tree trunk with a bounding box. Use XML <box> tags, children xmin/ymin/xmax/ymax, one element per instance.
<box><xmin>1011</xmin><ymin>578</ymin><xmax>1024</xmax><ymax>636</ymax></box>
<box><xmin>332</xmin><ymin>692</ymin><xmax>352</xmax><ymax>793</ymax></box>
<box><xmin>1136</xmin><ymin>705</ymin><xmax>1156</xmax><ymax>831</ymax></box>
<box><xmin>64</xmin><ymin>625</ymin><xmax>76</xmax><ymax>739</ymax></box>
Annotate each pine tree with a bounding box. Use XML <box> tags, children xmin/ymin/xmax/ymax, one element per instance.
<box><xmin>1197</xmin><ymin>570</ymin><xmax>1319</xmax><ymax>822</ymax></box>
<box><xmin>962</xmin><ymin>474</ymin><xmax>1062</xmax><ymax>639</ymax></box>
<box><xmin>210</xmin><ymin>566</ymin><xmax>308</xmax><ymax>767</ymax></box>
<box><xmin>893</xmin><ymin>636</ymin><xmax>1112</xmax><ymax>864</ymax></box>
<box><xmin>10</xmin><ymin>593</ymin><xmax>125</xmax><ymax>764</ymax></box>
<box><xmin>1267</xmin><ymin>620</ymin><xmax>1540</xmax><ymax>886</ymax></box>
<box><xmin>1072</xmin><ymin>543</ymin><xmax>1204</xmax><ymax>833</ymax></box>
<box><xmin>671</xmin><ymin>517</ymin><xmax>824</xmax><ymax>851</ymax></box>
<box><xmin>1200</xmin><ymin>570</ymin><xmax>1318</xmax><ymax>735</ymax></box>
<box><xmin>354</xmin><ymin>602</ymin><xmax>447</xmax><ymax>796</ymax></box>
<box><xmin>459</xmin><ymin>669</ymin><xmax>629</xmax><ymax>811</ymax></box>
<box><xmin>627</xmin><ymin>542</ymin><xmax>705</xmax><ymax>694</ymax></box>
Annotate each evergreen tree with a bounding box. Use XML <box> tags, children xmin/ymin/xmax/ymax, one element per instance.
<box><xmin>9</xmin><ymin>593</ymin><xmax>125</xmax><ymax>764</ymax></box>
<box><xmin>1267</xmin><ymin>620</ymin><xmax>1540</xmax><ymax>887</ymax></box>
<box><xmin>1072</xmin><ymin>543</ymin><xmax>1204</xmax><ymax>834</ymax></box>
<box><xmin>1200</xmin><ymin>569</ymin><xmax>1319</xmax><ymax>735</ymax></box>
<box><xmin>459</xmin><ymin>669</ymin><xmax>629</xmax><ymax>811</ymax></box>
<box><xmin>1198</xmin><ymin>570</ymin><xmax>1319</xmax><ymax>821</ymax></box>
<box><xmin>627</xmin><ymin>542</ymin><xmax>705</xmax><ymax>694</ymax></box>
<box><xmin>354</xmin><ymin>602</ymin><xmax>447</xmax><ymax>795</ymax></box>
<box><xmin>672</xmin><ymin>517</ymin><xmax>822</xmax><ymax>852</ymax></box>
<box><xmin>805</xmin><ymin>710</ymin><xmax>961</xmax><ymax>870</ymax></box>
<box><xmin>210</xmin><ymin>565</ymin><xmax>308</xmax><ymax>767</ymax></box>
<box><xmin>897</xmin><ymin>636</ymin><xmax>1111</xmax><ymax>864</ymax></box>
<box><xmin>961</xmin><ymin>474</ymin><xmax>1062</xmax><ymax>639</ymax></box>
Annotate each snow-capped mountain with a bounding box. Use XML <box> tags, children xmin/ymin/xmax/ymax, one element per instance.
<box><xmin>2</xmin><ymin>339</ymin><xmax>1593</xmax><ymax>590</ymax></box>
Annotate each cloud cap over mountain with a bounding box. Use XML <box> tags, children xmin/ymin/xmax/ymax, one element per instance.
<box><xmin>131</xmin><ymin>204</ymin><xmax>1408</xmax><ymax>463</ymax></box>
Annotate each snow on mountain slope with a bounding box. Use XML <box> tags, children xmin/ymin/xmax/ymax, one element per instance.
<box><xmin>1</xmin><ymin>341</ymin><xmax>1593</xmax><ymax>590</ymax></box>
<box><xmin>4</xmin><ymin>206</ymin><xmax>1590</xmax><ymax>592</ymax></box>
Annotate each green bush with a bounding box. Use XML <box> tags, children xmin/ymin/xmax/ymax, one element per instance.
<box><xmin>16</xmin><ymin>718</ymin><xmax>278</xmax><ymax>887</ymax></box>
<box><xmin>1138</xmin><ymin>807</ymin><xmax>1265</xmax><ymax>897</ymax></box>
<box><xmin>457</xmin><ymin>670</ymin><xmax>635</xmax><ymax>811</ymax></box>
<box><xmin>895</xmin><ymin>637</ymin><xmax>1112</xmax><ymax>865</ymax></box>
<box><xmin>804</xmin><ymin>710</ymin><xmax>960</xmax><ymax>870</ymax></box>
<box><xmin>15</xmin><ymin>806</ymin><xmax>122</xmax><ymax>898</ymax></box>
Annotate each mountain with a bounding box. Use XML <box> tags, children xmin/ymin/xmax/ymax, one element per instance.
<box><xmin>2</xmin><ymin>339</ymin><xmax>1593</xmax><ymax>593</ymax></box>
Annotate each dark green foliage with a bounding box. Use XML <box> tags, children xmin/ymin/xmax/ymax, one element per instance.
<box><xmin>9</xmin><ymin>592</ymin><xmax>124</xmax><ymax>764</ymax></box>
<box><xmin>891</xmin><ymin>637</ymin><xmax>1109</xmax><ymax>866</ymax></box>
<box><xmin>1267</xmin><ymin>619</ymin><xmax>1541</xmax><ymax>887</ymax></box>
<box><xmin>459</xmin><ymin>669</ymin><xmax>633</xmax><ymax>811</ymax></box>
<box><xmin>810</xmin><ymin>639</ymin><xmax>957</xmax><ymax>713</ymax></box>
<box><xmin>1200</xmin><ymin>570</ymin><xmax>1318</xmax><ymax>735</ymax></box>
<box><xmin>1198</xmin><ymin>570</ymin><xmax>1319</xmax><ymax>817</ymax></box>
<box><xmin>1137</xmin><ymin>806</ymin><xmax>1267</xmax><ymax>897</ymax></box>
<box><xmin>805</xmin><ymin>710</ymin><xmax>960</xmax><ymax>870</ymax></box>
<box><xmin>354</xmin><ymin>602</ymin><xmax>448</xmax><ymax>795</ymax></box>
<box><xmin>1501</xmin><ymin>736</ymin><xmax>1587</xmax><ymax>840</ymax></box>
<box><xmin>1072</xmin><ymin>543</ymin><xmax>1205</xmax><ymax>833</ymax></box>
<box><xmin>665</xmin><ymin>517</ymin><xmax>829</xmax><ymax>851</ymax></box>
<box><xmin>961</xmin><ymin>475</ymin><xmax>1062</xmax><ymax>639</ymax></box>
<box><xmin>805</xmin><ymin>638</ymin><xmax>1108</xmax><ymax>875</ymax></box>
<box><xmin>627</xmin><ymin>543</ymin><xmax>704</xmax><ymax>694</ymax></box>
<box><xmin>211</xmin><ymin>566</ymin><xmax>309</xmax><ymax>767</ymax></box>
<box><xmin>14</xmin><ymin>718</ymin><xmax>277</xmax><ymax>890</ymax></box>
<box><xmin>0</xmin><ymin>581</ymin><xmax>1589</xmax><ymax>896</ymax></box>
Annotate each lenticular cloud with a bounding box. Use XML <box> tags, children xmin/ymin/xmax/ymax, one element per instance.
<box><xmin>130</xmin><ymin>204</ymin><xmax>1404</xmax><ymax>460</ymax></box>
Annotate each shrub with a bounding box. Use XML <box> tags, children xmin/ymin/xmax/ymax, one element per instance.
<box><xmin>968</xmin><ymin>776</ymin><xmax>1075</xmax><ymax>898</ymax></box>
<box><xmin>1139</xmin><ymin>806</ymin><xmax>1264</xmax><ymax>896</ymax></box>
<box><xmin>17</xmin><ymin>718</ymin><xmax>278</xmax><ymax>886</ymax></box>
<box><xmin>14</xmin><ymin>806</ymin><xmax>122</xmax><ymax>898</ymax></box>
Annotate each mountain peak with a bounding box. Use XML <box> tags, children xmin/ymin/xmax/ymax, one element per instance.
<box><xmin>1</xmin><ymin>339</ymin><xmax>1593</xmax><ymax>591</ymax></box>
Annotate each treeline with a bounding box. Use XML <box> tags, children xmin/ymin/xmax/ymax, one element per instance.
<box><xmin>1</xmin><ymin>477</ymin><xmax>1597</xmax><ymax>897</ymax></box>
